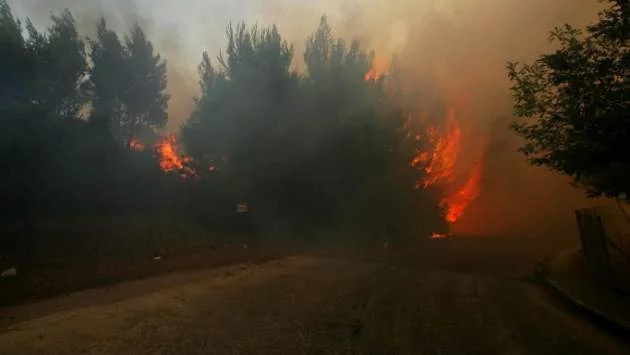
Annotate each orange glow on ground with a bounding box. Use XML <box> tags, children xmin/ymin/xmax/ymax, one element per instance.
<box><xmin>362</xmin><ymin>55</ymin><xmax>485</xmax><ymax>226</ymax></box>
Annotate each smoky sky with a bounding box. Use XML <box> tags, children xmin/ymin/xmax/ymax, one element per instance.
<box><xmin>14</xmin><ymin>0</ymin><xmax>608</xmax><ymax>236</ymax></box>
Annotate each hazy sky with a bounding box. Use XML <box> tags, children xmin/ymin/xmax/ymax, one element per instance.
<box><xmin>11</xmin><ymin>0</ymin><xmax>363</xmax><ymax>68</ymax></box>
<box><xmin>11</xmin><ymin>0</ymin><xmax>602</xmax><ymax>89</ymax></box>
<box><xmin>9</xmin><ymin>0</ymin><xmax>499</xmax><ymax>68</ymax></box>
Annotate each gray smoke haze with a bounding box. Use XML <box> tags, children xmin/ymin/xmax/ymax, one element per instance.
<box><xmin>14</xmin><ymin>0</ymin><xmax>609</xmax><ymax>236</ymax></box>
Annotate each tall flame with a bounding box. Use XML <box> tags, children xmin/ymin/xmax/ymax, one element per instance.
<box><xmin>366</xmin><ymin>56</ymin><xmax>483</xmax><ymax>224</ymax></box>
<box><xmin>411</xmin><ymin>102</ymin><xmax>484</xmax><ymax>224</ymax></box>
<box><xmin>365</xmin><ymin>56</ymin><xmax>389</xmax><ymax>81</ymax></box>
<box><xmin>441</xmin><ymin>160</ymin><xmax>483</xmax><ymax>223</ymax></box>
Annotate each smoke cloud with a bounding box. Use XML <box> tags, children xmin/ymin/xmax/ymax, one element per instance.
<box><xmin>14</xmin><ymin>0</ymin><xmax>607</xmax><ymax>237</ymax></box>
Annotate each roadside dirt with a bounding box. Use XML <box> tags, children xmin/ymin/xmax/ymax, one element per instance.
<box><xmin>1</xmin><ymin>243</ymin><xmax>629</xmax><ymax>354</ymax></box>
<box><xmin>0</xmin><ymin>246</ymin><xmax>283</xmax><ymax>308</ymax></box>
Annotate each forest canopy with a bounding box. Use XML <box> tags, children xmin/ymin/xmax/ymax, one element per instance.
<box><xmin>0</xmin><ymin>2</ymin><xmax>446</xmax><ymax>245</ymax></box>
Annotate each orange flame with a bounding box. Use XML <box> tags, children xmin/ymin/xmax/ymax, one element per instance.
<box><xmin>365</xmin><ymin>56</ymin><xmax>389</xmax><ymax>81</ymax></box>
<box><xmin>155</xmin><ymin>135</ymin><xmax>197</xmax><ymax>179</ymax></box>
<box><xmin>412</xmin><ymin>109</ymin><xmax>461</xmax><ymax>189</ymax></box>
<box><xmin>360</xmin><ymin>53</ymin><xmax>483</xmax><ymax>224</ymax></box>
<box><xmin>129</xmin><ymin>138</ymin><xmax>145</xmax><ymax>151</ymax></box>
<box><xmin>431</xmin><ymin>233</ymin><xmax>449</xmax><ymax>239</ymax></box>
<box><xmin>440</xmin><ymin>161</ymin><xmax>483</xmax><ymax>223</ymax></box>
<box><xmin>411</xmin><ymin>100</ymin><xmax>484</xmax><ymax>224</ymax></box>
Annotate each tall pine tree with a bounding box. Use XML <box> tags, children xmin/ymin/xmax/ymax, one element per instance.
<box><xmin>122</xmin><ymin>24</ymin><xmax>169</xmax><ymax>144</ymax></box>
<box><xmin>87</xmin><ymin>18</ymin><xmax>127</xmax><ymax>141</ymax></box>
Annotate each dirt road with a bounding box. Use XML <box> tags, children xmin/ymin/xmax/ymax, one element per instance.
<box><xmin>1</xmin><ymin>239</ymin><xmax>628</xmax><ymax>354</ymax></box>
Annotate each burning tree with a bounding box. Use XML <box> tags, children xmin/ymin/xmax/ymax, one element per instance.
<box><xmin>180</xmin><ymin>17</ymin><xmax>447</xmax><ymax>238</ymax></box>
<box><xmin>408</xmin><ymin>103</ymin><xmax>485</xmax><ymax>224</ymax></box>
<box><xmin>377</xmin><ymin>55</ymin><xmax>485</xmax><ymax>226</ymax></box>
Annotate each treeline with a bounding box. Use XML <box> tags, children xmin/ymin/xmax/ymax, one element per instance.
<box><xmin>1</xmin><ymin>1</ymin><xmax>171</xmax><ymax>222</ymax></box>
<box><xmin>0</xmin><ymin>1</ymin><xmax>445</xmax><ymax>245</ymax></box>
<box><xmin>182</xmin><ymin>19</ymin><xmax>445</xmax><ymax>238</ymax></box>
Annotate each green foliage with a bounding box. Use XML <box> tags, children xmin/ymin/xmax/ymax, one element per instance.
<box><xmin>87</xmin><ymin>18</ymin><xmax>127</xmax><ymax>137</ymax></box>
<box><xmin>123</xmin><ymin>24</ymin><xmax>170</xmax><ymax>141</ymax></box>
<box><xmin>507</xmin><ymin>0</ymin><xmax>630</xmax><ymax>201</ymax></box>
<box><xmin>182</xmin><ymin>18</ymin><xmax>440</xmax><ymax>238</ymax></box>
<box><xmin>0</xmin><ymin>3</ymin><xmax>174</xmax><ymax>222</ymax></box>
<box><xmin>0</xmin><ymin>0</ymin><xmax>29</xmax><ymax>108</ymax></box>
<box><xmin>0</xmin><ymin>0</ymin><xmax>443</xmax><ymax>246</ymax></box>
<box><xmin>88</xmin><ymin>19</ymin><xmax>169</xmax><ymax>146</ymax></box>
<box><xmin>30</xmin><ymin>11</ymin><xmax>87</xmax><ymax>120</ymax></box>
<box><xmin>0</xmin><ymin>2</ymin><xmax>88</xmax><ymax>218</ymax></box>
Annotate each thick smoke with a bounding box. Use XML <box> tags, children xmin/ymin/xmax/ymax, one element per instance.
<box><xmin>16</xmin><ymin>0</ymin><xmax>608</xmax><ymax>237</ymax></box>
<box><xmin>322</xmin><ymin>0</ymin><xmax>605</xmax><ymax>238</ymax></box>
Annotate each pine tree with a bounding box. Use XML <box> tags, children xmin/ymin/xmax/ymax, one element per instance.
<box><xmin>25</xmin><ymin>10</ymin><xmax>87</xmax><ymax>120</ymax></box>
<box><xmin>87</xmin><ymin>18</ymin><xmax>127</xmax><ymax>140</ymax></box>
<box><xmin>122</xmin><ymin>24</ymin><xmax>169</xmax><ymax>144</ymax></box>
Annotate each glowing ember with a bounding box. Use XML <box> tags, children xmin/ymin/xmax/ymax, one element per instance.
<box><xmin>155</xmin><ymin>134</ymin><xmax>197</xmax><ymax>179</ymax></box>
<box><xmin>365</xmin><ymin>56</ymin><xmax>389</xmax><ymax>81</ymax></box>
<box><xmin>129</xmin><ymin>138</ymin><xmax>145</xmax><ymax>151</ymax></box>
<box><xmin>431</xmin><ymin>233</ymin><xmax>449</xmax><ymax>239</ymax></box>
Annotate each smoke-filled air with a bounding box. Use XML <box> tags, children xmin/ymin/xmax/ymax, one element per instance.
<box><xmin>9</xmin><ymin>0</ymin><xmax>605</xmax><ymax>238</ymax></box>
<box><xmin>4</xmin><ymin>0</ymin><xmax>630</xmax><ymax>352</ymax></box>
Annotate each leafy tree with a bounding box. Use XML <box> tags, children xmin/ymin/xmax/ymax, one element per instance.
<box><xmin>183</xmin><ymin>23</ymin><xmax>296</xmax><ymax>193</ymax></box>
<box><xmin>304</xmin><ymin>16</ymin><xmax>333</xmax><ymax>82</ymax></box>
<box><xmin>507</xmin><ymin>0</ymin><xmax>630</xmax><ymax>200</ymax></box>
<box><xmin>181</xmin><ymin>17</ymin><xmax>445</xmax><ymax>239</ymax></box>
<box><xmin>25</xmin><ymin>11</ymin><xmax>87</xmax><ymax>121</ymax></box>
<box><xmin>122</xmin><ymin>24</ymin><xmax>169</xmax><ymax>144</ymax></box>
<box><xmin>87</xmin><ymin>18</ymin><xmax>127</xmax><ymax>140</ymax></box>
<box><xmin>0</xmin><ymin>4</ymin><xmax>88</xmax><ymax>216</ymax></box>
<box><xmin>0</xmin><ymin>0</ymin><xmax>30</xmax><ymax>109</ymax></box>
<box><xmin>182</xmin><ymin>51</ymin><xmax>227</xmax><ymax>166</ymax></box>
<box><xmin>301</xmin><ymin>16</ymin><xmax>392</xmax><ymax>229</ymax></box>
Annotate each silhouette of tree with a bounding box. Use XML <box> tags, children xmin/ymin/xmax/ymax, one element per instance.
<box><xmin>184</xmin><ymin>22</ymin><xmax>296</xmax><ymax>185</ymax></box>
<box><xmin>0</xmin><ymin>1</ymin><xmax>444</xmax><ymax>248</ymax></box>
<box><xmin>181</xmin><ymin>16</ymin><xmax>443</xmax><ymax>238</ymax></box>
<box><xmin>25</xmin><ymin>10</ymin><xmax>87</xmax><ymax>121</ymax></box>
<box><xmin>122</xmin><ymin>24</ymin><xmax>169</xmax><ymax>145</ymax></box>
<box><xmin>0</xmin><ymin>0</ymin><xmax>30</xmax><ymax>110</ymax></box>
<box><xmin>87</xmin><ymin>18</ymin><xmax>127</xmax><ymax>141</ymax></box>
<box><xmin>508</xmin><ymin>0</ymin><xmax>630</xmax><ymax>201</ymax></box>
